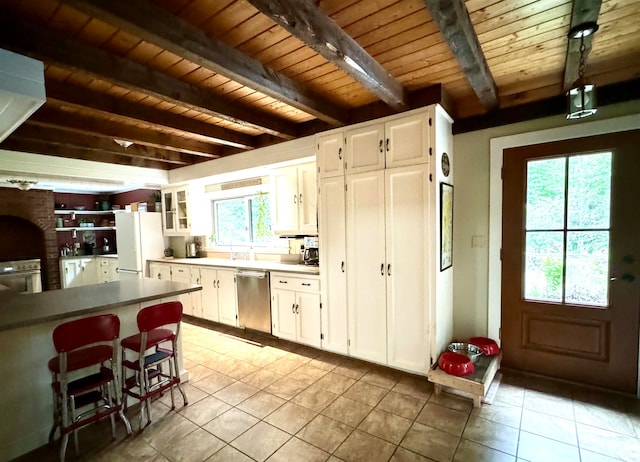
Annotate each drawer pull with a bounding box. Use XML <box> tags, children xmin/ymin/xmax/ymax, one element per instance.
<box><xmin>301</xmin><ymin>283</ymin><xmax>311</xmax><ymax>286</ymax></box>
<box><xmin>279</xmin><ymin>280</ymin><xmax>288</xmax><ymax>284</ymax></box>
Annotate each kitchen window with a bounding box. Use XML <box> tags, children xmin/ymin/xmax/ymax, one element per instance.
<box><xmin>212</xmin><ymin>192</ymin><xmax>273</xmax><ymax>246</ymax></box>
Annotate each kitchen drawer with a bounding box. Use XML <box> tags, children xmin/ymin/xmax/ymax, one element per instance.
<box><xmin>271</xmin><ymin>273</ymin><xmax>320</xmax><ymax>292</ymax></box>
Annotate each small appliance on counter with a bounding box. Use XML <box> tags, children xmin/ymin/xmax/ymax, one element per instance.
<box><xmin>302</xmin><ymin>236</ymin><xmax>319</xmax><ymax>266</ymax></box>
<box><xmin>186</xmin><ymin>239</ymin><xmax>202</xmax><ymax>258</ymax></box>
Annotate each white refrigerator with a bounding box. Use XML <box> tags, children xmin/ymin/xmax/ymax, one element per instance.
<box><xmin>115</xmin><ymin>212</ymin><xmax>165</xmax><ymax>280</ymax></box>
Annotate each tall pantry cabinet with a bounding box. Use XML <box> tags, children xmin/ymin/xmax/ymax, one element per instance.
<box><xmin>317</xmin><ymin>104</ymin><xmax>454</xmax><ymax>375</ymax></box>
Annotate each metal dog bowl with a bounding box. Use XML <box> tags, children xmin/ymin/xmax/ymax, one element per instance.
<box><xmin>447</xmin><ymin>342</ymin><xmax>483</xmax><ymax>363</ymax></box>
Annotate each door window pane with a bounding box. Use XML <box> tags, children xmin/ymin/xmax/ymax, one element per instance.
<box><xmin>567</xmin><ymin>153</ymin><xmax>612</xmax><ymax>229</ymax></box>
<box><xmin>526</xmin><ymin>158</ymin><xmax>566</xmax><ymax>230</ymax></box>
<box><xmin>565</xmin><ymin>231</ymin><xmax>609</xmax><ymax>306</ymax></box>
<box><xmin>524</xmin><ymin>231</ymin><xmax>564</xmax><ymax>302</ymax></box>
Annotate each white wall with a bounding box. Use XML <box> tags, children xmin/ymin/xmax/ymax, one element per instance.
<box><xmin>451</xmin><ymin>99</ymin><xmax>640</xmax><ymax>341</ymax></box>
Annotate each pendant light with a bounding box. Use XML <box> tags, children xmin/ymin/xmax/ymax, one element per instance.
<box><xmin>566</xmin><ymin>22</ymin><xmax>599</xmax><ymax>119</ymax></box>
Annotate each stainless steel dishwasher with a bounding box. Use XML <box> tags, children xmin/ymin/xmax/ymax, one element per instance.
<box><xmin>236</xmin><ymin>269</ymin><xmax>271</xmax><ymax>334</ymax></box>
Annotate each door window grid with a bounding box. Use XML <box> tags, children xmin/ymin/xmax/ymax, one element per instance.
<box><xmin>524</xmin><ymin>152</ymin><xmax>612</xmax><ymax>307</ymax></box>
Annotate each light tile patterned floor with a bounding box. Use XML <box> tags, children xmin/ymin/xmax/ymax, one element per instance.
<box><xmin>19</xmin><ymin>320</ymin><xmax>640</xmax><ymax>462</ymax></box>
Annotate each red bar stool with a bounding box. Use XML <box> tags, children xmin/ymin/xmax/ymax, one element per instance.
<box><xmin>48</xmin><ymin>314</ymin><xmax>132</xmax><ymax>462</ymax></box>
<box><xmin>120</xmin><ymin>301</ymin><xmax>188</xmax><ymax>429</ymax></box>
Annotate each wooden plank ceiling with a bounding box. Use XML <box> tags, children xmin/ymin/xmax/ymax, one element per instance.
<box><xmin>0</xmin><ymin>0</ymin><xmax>638</xmax><ymax>170</ymax></box>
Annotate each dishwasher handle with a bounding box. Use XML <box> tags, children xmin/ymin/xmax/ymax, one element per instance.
<box><xmin>236</xmin><ymin>270</ymin><xmax>268</xmax><ymax>279</ymax></box>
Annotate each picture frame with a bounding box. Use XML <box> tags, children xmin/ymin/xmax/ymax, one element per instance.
<box><xmin>440</xmin><ymin>182</ymin><xmax>454</xmax><ymax>271</ymax></box>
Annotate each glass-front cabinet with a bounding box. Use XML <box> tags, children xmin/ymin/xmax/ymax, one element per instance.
<box><xmin>161</xmin><ymin>186</ymin><xmax>190</xmax><ymax>235</ymax></box>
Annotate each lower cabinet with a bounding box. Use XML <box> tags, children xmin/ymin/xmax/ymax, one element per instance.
<box><xmin>149</xmin><ymin>262</ymin><xmax>171</xmax><ymax>281</ymax></box>
<box><xmin>97</xmin><ymin>257</ymin><xmax>119</xmax><ymax>283</ymax></box>
<box><xmin>200</xmin><ymin>267</ymin><xmax>237</xmax><ymax>325</ymax></box>
<box><xmin>60</xmin><ymin>257</ymin><xmax>100</xmax><ymax>288</ymax></box>
<box><xmin>169</xmin><ymin>264</ymin><xmax>199</xmax><ymax>316</ymax></box>
<box><xmin>270</xmin><ymin>272</ymin><xmax>321</xmax><ymax>348</ymax></box>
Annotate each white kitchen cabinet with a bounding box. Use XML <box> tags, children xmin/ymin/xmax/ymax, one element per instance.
<box><xmin>318</xmin><ymin>175</ymin><xmax>348</xmax><ymax>354</ymax></box>
<box><xmin>317</xmin><ymin>132</ymin><xmax>344</xmax><ymax>178</ymax></box>
<box><xmin>97</xmin><ymin>257</ymin><xmax>118</xmax><ymax>283</ymax></box>
<box><xmin>345</xmin><ymin>113</ymin><xmax>429</xmax><ymax>175</ymax></box>
<box><xmin>270</xmin><ymin>273</ymin><xmax>321</xmax><ymax>348</ymax></box>
<box><xmin>316</xmin><ymin>104</ymin><xmax>453</xmax><ymax>375</ymax></box>
<box><xmin>345</xmin><ymin>170</ymin><xmax>387</xmax><ymax>364</ymax></box>
<box><xmin>270</xmin><ymin>163</ymin><xmax>317</xmax><ymax>235</ymax></box>
<box><xmin>148</xmin><ymin>262</ymin><xmax>171</xmax><ymax>281</ymax></box>
<box><xmin>200</xmin><ymin>267</ymin><xmax>237</xmax><ymax>325</ymax></box>
<box><xmin>170</xmin><ymin>264</ymin><xmax>198</xmax><ymax>316</ymax></box>
<box><xmin>60</xmin><ymin>257</ymin><xmax>97</xmax><ymax>288</ymax></box>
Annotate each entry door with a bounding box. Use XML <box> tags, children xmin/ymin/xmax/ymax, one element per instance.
<box><xmin>502</xmin><ymin>130</ymin><xmax>640</xmax><ymax>393</ymax></box>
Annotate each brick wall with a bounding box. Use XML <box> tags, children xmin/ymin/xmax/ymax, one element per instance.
<box><xmin>0</xmin><ymin>187</ymin><xmax>59</xmax><ymax>290</ymax></box>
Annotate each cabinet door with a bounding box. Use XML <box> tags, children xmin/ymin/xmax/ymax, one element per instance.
<box><xmin>171</xmin><ymin>265</ymin><xmax>193</xmax><ymax>316</ymax></box>
<box><xmin>161</xmin><ymin>189</ymin><xmax>176</xmax><ymax>233</ymax></box>
<box><xmin>345</xmin><ymin>123</ymin><xmax>384</xmax><ymax>174</ymax></box>
<box><xmin>217</xmin><ymin>269</ymin><xmax>237</xmax><ymax>326</ymax></box>
<box><xmin>271</xmin><ymin>288</ymin><xmax>297</xmax><ymax>342</ymax></box>
<box><xmin>175</xmin><ymin>188</ymin><xmax>190</xmax><ymax>233</ymax></box>
<box><xmin>149</xmin><ymin>262</ymin><xmax>171</xmax><ymax>281</ymax></box>
<box><xmin>317</xmin><ymin>132</ymin><xmax>344</xmax><ymax>178</ymax></box>
<box><xmin>385</xmin><ymin>165</ymin><xmax>431</xmax><ymax>374</ymax></box>
<box><xmin>346</xmin><ymin>170</ymin><xmax>387</xmax><ymax>364</ymax></box>
<box><xmin>319</xmin><ymin>176</ymin><xmax>348</xmax><ymax>354</ymax></box>
<box><xmin>271</xmin><ymin>166</ymin><xmax>299</xmax><ymax>234</ymax></box>
<box><xmin>297</xmin><ymin>163</ymin><xmax>317</xmax><ymax>233</ymax></box>
<box><xmin>200</xmin><ymin>267</ymin><xmax>219</xmax><ymax>322</ymax></box>
<box><xmin>81</xmin><ymin>258</ymin><xmax>98</xmax><ymax>286</ymax></box>
<box><xmin>385</xmin><ymin>114</ymin><xmax>429</xmax><ymax>168</ymax></box>
<box><xmin>108</xmin><ymin>259</ymin><xmax>119</xmax><ymax>282</ymax></box>
<box><xmin>190</xmin><ymin>267</ymin><xmax>203</xmax><ymax>318</ymax></box>
<box><xmin>296</xmin><ymin>292</ymin><xmax>321</xmax><ymax>348</ymax></box>
<box><xmin>62</xmin><ymin>260</ymin><xmax>82</xmax><ymax>288</ymax></box>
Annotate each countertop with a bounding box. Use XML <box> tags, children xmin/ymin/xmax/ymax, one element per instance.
<box><xmin>148</xmin><ymin>257</ymin><xmax>320</xmax><ymax>275</ymax></box>
<box><xmin>59</xmin><ymin>254</ymin><xmax>118</xmax><ymax>259</ymax></box>
<box><xmin>0</xmin><ymin>279</ymin><xmax>201</xmax><ymax>332</ymax></box>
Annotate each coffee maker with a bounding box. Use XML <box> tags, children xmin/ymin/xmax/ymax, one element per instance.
<box><xmin>302</xmin><ymin>236</ymin><xmax>319</xmax><ymax>266</ymax></box>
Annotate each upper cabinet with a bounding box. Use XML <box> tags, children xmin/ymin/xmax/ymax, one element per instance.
<box><xmin>345</xmin><ymin>113</ymin><xmax>429</xmax><ymax>175</ymax></box>
<box><xmin>161</xmin><ymin>184</ymin><xmax>208</xmax><ymax>236</ymax></box>
<box><xmin>270</xmin><ymin>162</ymin><xmax>317</xmax><ymax>235</ymax></box>
<box><xmin>317</xmin><ymin>133</ymin><xmax>345</xmax><ymax>179</ymax></box>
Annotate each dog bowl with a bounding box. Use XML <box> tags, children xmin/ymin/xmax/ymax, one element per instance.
<box><xmin>447</xmin><ymin>342</ymin><xmax>483</xmax><ymax>363</ymax></box>
<box><xmin>438</xmin><ymin>352</ymin><xmax>474</xmax><ymax>376</ymax></box>
<box><xmin>468</xmin><ymin>337</ymin><xmax>500</xmax><ymax>356</ymax></box>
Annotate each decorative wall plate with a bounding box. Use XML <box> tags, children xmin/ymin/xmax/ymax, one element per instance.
<box><xmin>441</xmin><ymin>152</ymin><xmax>450</xmax><ymax>177</ymax></box>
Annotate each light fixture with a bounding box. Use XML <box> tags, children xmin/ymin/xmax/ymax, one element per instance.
<box><xmin>114</xmin><ymin>139</ymin><xmax>134</xmax><ymax>148</ymax></box>
<box><xmin>7</xmin><ymin>179</ymin><xmax>38</xmax><ymax>191</ymax></box>
<box><xmin>566</xmin><ymin>22</ymin><xmax>599</xmax><ymax>119</ymax></box>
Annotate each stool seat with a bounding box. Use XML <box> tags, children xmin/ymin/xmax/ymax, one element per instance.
<box><xmin>120</xmin><ymin>301</ymin><xmax>187</xmax><ymax>429</ymax></box>
<box><xmin>47</xmin><ymin>345</ymin><xmax>114</xmax><ymax>374</ymax></box>
<box><xmin>120</xmin><ymin>328</ymin><xmax>175</xmax><ymax>351</ymax></box>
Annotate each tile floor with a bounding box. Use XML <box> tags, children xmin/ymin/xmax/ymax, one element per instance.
<box><xmin>18</xmin><ymin>319</ymin><xmax>640</xmax><ymax>462</ymax></box>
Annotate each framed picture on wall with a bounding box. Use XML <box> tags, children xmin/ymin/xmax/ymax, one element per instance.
<box><xmin>440</xmin><ymin>182</ymin><xmax>453</xmax><ymax>271</ymax></box>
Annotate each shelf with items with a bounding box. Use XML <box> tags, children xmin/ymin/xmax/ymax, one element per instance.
<box><xmin>54</xmin><ymin>210</ymin><xmax>116</xmax><ymax>232</ymax></box>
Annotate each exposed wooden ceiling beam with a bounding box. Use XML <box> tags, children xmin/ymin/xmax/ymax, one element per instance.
<box><xmin>423</xmin><ymin>0</ymin><xmax>498</xmax><ymax>110</ymax></box>
<box><xmin>0</xmin><ymin>138</ymin><xmax>172</xmax><ymax>170</ymax></box>
<box><xmin>59</xmin><ymin>0</ymin><xmax>348</xmax><ymax>126</ymax></box>
<box><xmin>0</xmin><ymin>15</ymin><xmax>297</xmax><ymax>139</ymax></box>
<box><xmin>9</xmin><ymin>125</ymin><xmax>195</xmax><ymax>166</ymax></box>
<box><xmin>246</xmin><ymin>0</ymin><xmax>409</xmax><ymax>111</ymax></box>
<box><xmin>563</xmin><ymin>0</ymin><xmax>602</xmax><ymax>91</ymax></box>
<box><xmin>44</xmin><ymin>80</ymin><xmax>256</xmax><ymax>150</ymax></box>
<box><xmin>29</xmin><ymin>106</ymin><xmax>229</xmax><ymax>158</ymax></box>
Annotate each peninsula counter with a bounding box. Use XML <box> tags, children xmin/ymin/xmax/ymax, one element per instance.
<box><xmin>0</xmin><ymin>278</ymin><xmax>202</xmax><ymax>461</ymax></box>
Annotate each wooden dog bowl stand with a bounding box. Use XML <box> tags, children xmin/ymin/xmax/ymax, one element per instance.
<box><xmin>427</xmin><ymin>353</ymin><xmax>502</xmax><ymax>408</ymax></box>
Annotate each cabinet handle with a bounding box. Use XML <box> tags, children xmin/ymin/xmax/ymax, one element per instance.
<box><xmin>302</xmin><ymin>282</ymin><xmax>311</xmax><ymax>286</ymax></box>
<box><xmin>379</xmin><ymin>139</ymin><xmax>383</xmax><ymax>153</ymax></box>
<box><xmin>380</xmin><ymin>263</ymin><xmax>384</xmax><ymax>276</ymax></box>
<box><xmin>196</xmin><ymin>278</ymin><xmax>200</xmax><ymax>284</ymax></box>
<box><xmin>157</xmin><ymin>273</ymin><xmax>161</xmax><ymax>280</ymax></box>
<box><xmin>293</xmin><ymin>194</ymin><xmax>297</xmax><ymax>204</ymax></box>
<box><xmin>292</xmin><ymin>303</ymin><xmax>296</xmax><ymax>313</ymax></box>
<box><xmin>296</xmin><ymin>304</ymin><xmax>299</xmax><ymax>314</ymax></box>
<box><xmin>387</xmin><ymin>264</ymin><xmax>391</xmax><ymax>276</ymax></box>
<box><xmin>299</xmin><ymin>193</ymin><xmax>302</xmax><ymax>204</ymax></box>
<box><xmin>217</xmin><ymin>279</ymin><xmax>220</xmax><ymax>288</ymax></box>
<box><xmin>341</xmin><ymin>261</ymin><xmax>345</xmax><ymax>272</ymax></box>
<box><xmin>386</xmin><ymin>138</ymin><xmax>390</xmax><ymax>151</ymax></box>
<box><xmin>279</xmin><ymin>280</ymin><xmax>288</xmax><ymax>284</ymax></box>
<box><xmin>338</xmin><ymin>147</ymin><xmax>342</xmax><ymax>160</ymax></box>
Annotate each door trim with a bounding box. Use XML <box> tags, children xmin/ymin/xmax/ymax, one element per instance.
<box><xmin>487</xmin><ymin>113</ymin><xmax>640</xmax><ymax>395</ymax></box>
